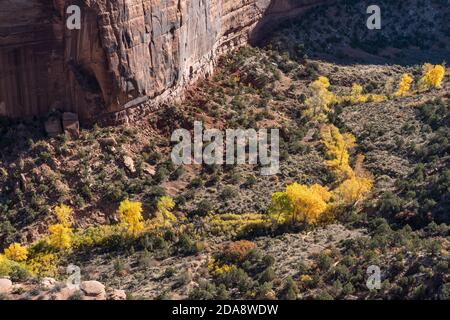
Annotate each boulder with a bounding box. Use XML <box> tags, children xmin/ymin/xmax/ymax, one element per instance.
<box><xmin>0</xmin><ymin>278</ymin><xmax>13</xmax><ymax>294</ymax></box>
<box><xmin>123</xmin><ymin>156</ymin><xmax>136</xmax><ymax>173</ymax></box>
<box><xmin>80</xmin><ymin>281</ymin><xmax>106</xmax><ymax>300</ymax></box>
<box><xmin>62</xmin><ymin>112</ymin><xmax>80</xmax><ymax>138</ymax></box>
<box><xmin>107</xmin><ymin>289</ymin><xmax>126</xmax><ymax>301</ymax></box>
<box><xmin>19</xmin><ymin>173</ymin><xmax>27</xmax><ymax>191</ymax></box>
<box><xmin>41</xmin><ymin>277</ymin><xmax>57</xmax><ymax>290</ymax></box>
<box><xmin>142</xmin><ymin>163</ymin><xmax>156</xmax><ymax>176</ymax></box>
<box><xmin>44</xmin><ymin>116</ymin><xmax>63</xmax><ymax>137</ymax></box>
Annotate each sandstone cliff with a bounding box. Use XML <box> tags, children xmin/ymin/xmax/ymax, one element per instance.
<box><xmin>0</xmin><ymin>0</ymin><xmax>322</xmax><ymax>123</ymax></box>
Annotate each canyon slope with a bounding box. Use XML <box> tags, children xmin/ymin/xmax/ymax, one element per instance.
<box><xmin>0</xmin><ymin>0</ymin><xmax>323</xmax><ymax>123</ymax></box>
<box><xmin>0</xmin><ymin>0</ymin><xmax>448</xmax><ymax>300</ymax></box>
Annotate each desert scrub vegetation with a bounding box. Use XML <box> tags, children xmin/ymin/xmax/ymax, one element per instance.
<box><xmin>304</xmin><ymin>76</ymin><xmax>336</xmax><ymax>121</ymax></box>
<box><xmin>1</xmin><ymin>40</ymin><xmax>443</xmax><ymax>246</ymax></box>
<box><xmin>0</xmin><ymin>204</ymin><xmax>75</xmax><ymax>279</ymax></box>
<box><xmin>376</xmin><ymin>98</ymin><xmax>449</xmax><ymax>227</ymax></box>
<box><xmin>193</xmin><ymin>240</ymin><xmax>281</xmax><ymax>299</ymax></box>
<box><xmin>0</xmin><ymin>118</ymin><xmax>180</xmax><ymax>246</ymax></box>
<box><xmin>192</xmin><ymin>219</ymin><xmax>449</xmax><ymax>300</ymax></box>
<box><xmin>299</xmin><ymin>63</ymin><xmax>445</xmax><ymax>128</ymax></box>
<box><xmin>296</xmin><ymin>219</ymin><xmax>450</xmax><ymax>300</ymax></box>
<box><xmin>0</xmin><ymin>197</ymin><xmax>187</xmax><ymax>279</ymax></box>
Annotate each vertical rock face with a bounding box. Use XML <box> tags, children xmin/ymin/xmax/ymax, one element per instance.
<box><xmin>0</xmin><ymin>0</ymin><xmax>66</xmax><ymax>118</ymax></box>
<box><xmin>0</xmin><ymin>0</ymin><xmax>321</xmax><ymax>123</ymax></box>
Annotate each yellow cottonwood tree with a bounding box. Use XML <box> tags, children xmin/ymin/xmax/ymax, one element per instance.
<box><xmin>117</xmin><ymin>199</ymin><xmax>144</xmax><ymax>236</ymax></box>
<box><xmin>269</xmin><ymin>191</ymin><xmax>292</xmax><ymax>223</ymax></box>
<box><xmin>48</xmin><ymin>224</ymin><xmax>72</xmax><ymax>250</ymax></box>
<box><xmin>4</xmin><ymin>243</ymin><xmax>28</xmax><ymax>262</ymax></box>
<box><xmin>269</xmin><ymin>183</ymin><xmax>331</xmax><ymax>225</ymax></box>
<box><xmin>54</xmin><ymin>204</ymin><xmax>73</xmax><ymax>226</ymax></box>
<box><xmin>48</xmin><ymin>204</ymin><xmax>73</xmax><ymax>250</ymax></box>
<box><xmin>155</xmin><ymin>196</ymin><xmax>177</xmax><ymax>227</ymax></box>
<box><xmin>333</xmin><ymin>155</ymin><xmax>373</xmax><ymax>206</ymax></box>
<box><xmin>333</xmin><ymin>176</ymin><xmax>373</xmax><ymax>205</ymax></box>
<box><xmin>321</xmin><ymin>124</ymin><xmax>356</xmax><ymax>180</ymax></box>
<box><xmin>304</xmin><ymin>76</ymin><xmax>336</xmax><ymax>122</ymax></box>
<box><xmin>419</xmin><ymin>64</ymin><xmax>445</xmax><ymax>90</ymax></box>
<box><xmin>395</xmin><ymin>74</ymin><xmax>413</xmax><ymax>97</ymax></box>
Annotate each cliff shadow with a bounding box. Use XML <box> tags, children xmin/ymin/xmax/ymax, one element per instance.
<box><xmin>250</xmin><ymin>0</ymin><xmax>450</xmax><ymax>67</ymax></box>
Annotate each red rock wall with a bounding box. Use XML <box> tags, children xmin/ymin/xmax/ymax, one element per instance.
<box><xmin>0</xmin><ymin>0</ymin><xmax>66</xmax><ymax>118</ymax></box>
<box><xmin>0</xmin><ymin>0</ymin><xmax>322</xmax><ymax>123</ymax></box>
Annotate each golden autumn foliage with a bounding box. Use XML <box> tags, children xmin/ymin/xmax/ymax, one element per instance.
<box><xmin>333</xmin><ymin>176</ymin><xmax>373</xmax><ymax>205</ymax></box>
<box><xmin>368</xmin><ymin>94</ymin><xmax>389</xmax><ymax>103</ymax></box>
<box><xmin>48</xmin><ymin>224</ymin><xmax>73</xmax><ymax>250</ymax></box>
<box><xmin>206</xmin><ymin>213</ymin><xmax>268</xmax><ymax>236</ymax></box>
<box><xmin>321</xmin><ymin>124</ymin><xmax>356</xmax><ymax>180</ymax></box>
<box><xmin>269</xmin><ymin>191</ymin><xmax>291</xmax><ymax>219</ymax></box>
<box><xmin>270</xmin><ymin>183</ymin><xmax>331</xmax><ymax>225</ymax></box>
<box><xmin>351</xmin><ymin>83</ymin><xmax>364</xmax><ymax>96</ymax></box>
<box><xmin>72</xmin><ymin>224</ymin><xmax>121</xmax><ymax>248</ymax></box>
<box><xmin>353</xmin><ymin>153</ymin><xmax>373</xmax><ymax>182</ymax></box>
<box><xmin>54</xmin><ymin>204</ymin><xmax>73</xmax><ymax>226</ymax></box>
<box><xmin>26</xmin><ymin>253</ymin><xmax>58</xmax><ymax>277</ymax></box>
<box><xmin>270</xmin><ymin>128</ymin><xmax>374</xmax><ymax>227</ymax></box>
<box><xmin>304</xmin><ymin>76</ymin><xmax>337</xmax><ymax>122</ymax></box>
<box><xmin>419</xmin><ymin>64</ymin><xmax>445</xmax><ymax>90</ymax></box>
<box><xmin>349</xmin><ymin>83</ymin><xmax>366</xmax><ymax>103</ymax></box>
<box><xmin>155</xmin><ymin>196</ymin><xmax>177</xmax><ymax>227</ymax></box>
<box><xmin>395</xmin><ymin>74</ymin><xmax>413</xmax><ymax>97</ymax></box>
<box><xmin>333</xmin><ymin>152</ymin><xmax>374</xmax><ymax>206</ymax></box>
<box><xmin>339</xmin><ymin>83</ymin><xmax>387</xmax><ymax>105</ymax></box>
<box><xmin>117</xmin><ymin>199</ymin><xmax>144</xmax><ymax>236</ymax></box>
<box><xmin>208</xmin><ymin>258</ymin><xmax>237</xmax><ymax>276</ymax></box>
<box><xmin>4</xmin><ymin>243</ymin><xmax>28</xmax><ymax>262</ymax></box>
<box><xmin>304</xmin><ymin>76</ymin><xmax>389</xmax><ymax>121</ymax></box>
<box><xmin>48</xmin><ymin>204</ymin><xmax>74</xmax><ymax>250</ymax></box>
<box><xmin>315</xmin><ymin>76</ymin><xmax>331</xmax><ymax>89</ymax></box>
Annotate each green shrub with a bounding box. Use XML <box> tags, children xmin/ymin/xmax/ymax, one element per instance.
<box><xmin>279</xmin><ymin>277</ymin><xmax>298</xmax><ymax>300</ymax></box>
